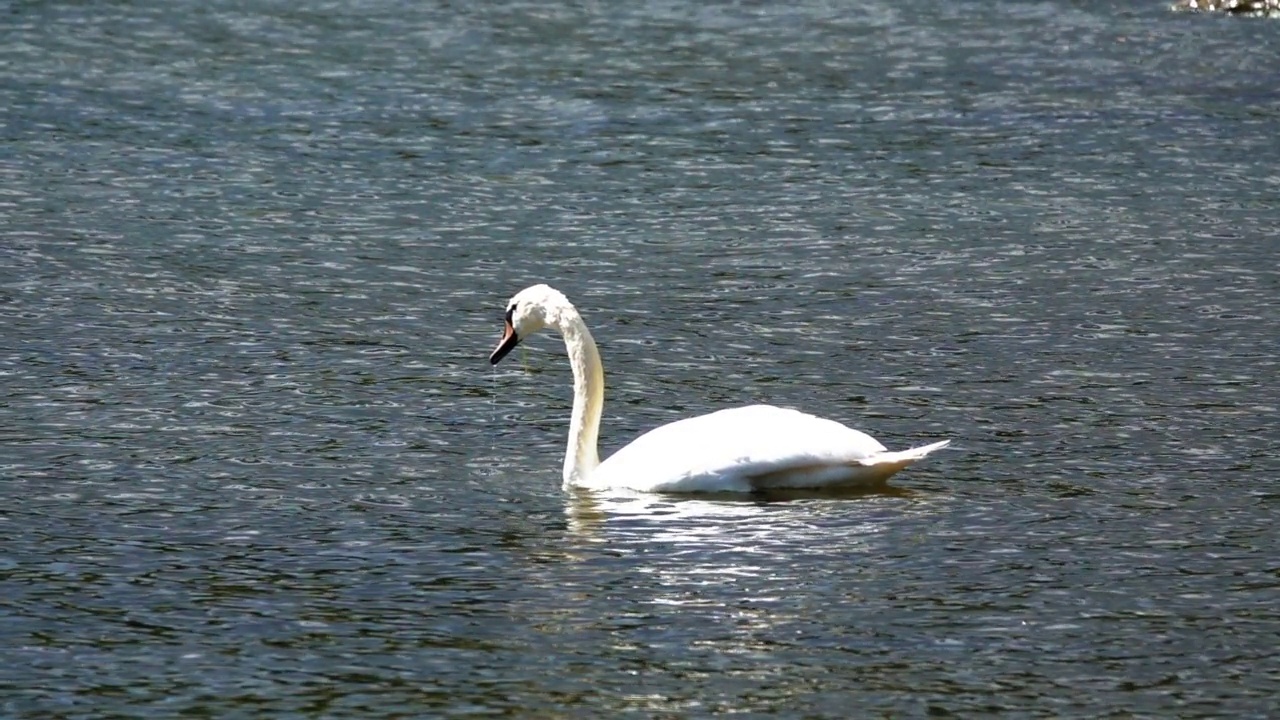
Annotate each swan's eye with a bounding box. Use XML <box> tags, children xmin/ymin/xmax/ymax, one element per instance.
<box><xmin>505</xmin><ymin>304</ymin><xmax>516</xmax><ymax>323</ymax></box>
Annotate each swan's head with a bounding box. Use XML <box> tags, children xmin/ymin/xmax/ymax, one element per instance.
<box><xmin>489</xmin><ymin>284</ymin><xmax>575</xmax><ymax>365</ymax></box>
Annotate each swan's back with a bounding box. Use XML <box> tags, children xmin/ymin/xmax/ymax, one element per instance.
<box><xmin>587</xmin><ymin>404</ymin><xmax>941</xmax><ymax>493</ymax></box>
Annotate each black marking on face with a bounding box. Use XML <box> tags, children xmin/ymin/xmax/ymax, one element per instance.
<box><xmin>490</xmin><ymin>304</ymin><xmax>520</xmax><ymax>364</ymax></box>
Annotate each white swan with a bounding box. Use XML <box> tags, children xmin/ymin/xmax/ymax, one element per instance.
<box><xmin>489</xmin><ymin>284</ymin><xmax>950</xmax><ymax>493</ymax></box>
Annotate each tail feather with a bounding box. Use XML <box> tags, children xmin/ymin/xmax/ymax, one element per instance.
<box><xmin>859</xmin><ymin>439</ymin><xmax>951</xmax><ymax>467</ymax></box>
<box><xmin>749</xmin><ymin>439</ymin><xmax>951</xmax><ymax>490</ymax></box>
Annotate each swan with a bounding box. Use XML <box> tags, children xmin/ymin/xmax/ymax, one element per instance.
<box><xmin>488</xmin><ymin>284</ymin><xmax>950</xmax><ymax>493</ymax></box>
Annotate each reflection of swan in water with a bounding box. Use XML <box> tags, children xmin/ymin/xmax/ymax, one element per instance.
<box><xmin>551</xmin><ymin>488</ymin><xmax>949</xmax><ymax>670</ymax></box>
<box><xmin>564</xmin><ymin>485</ymin><xmax>917</xmax><ymax>550</ymax></box>
<box><xmin>489</xmin><ymin>284</ymin><xmax>950</xmax><ymax>493</ymax></box>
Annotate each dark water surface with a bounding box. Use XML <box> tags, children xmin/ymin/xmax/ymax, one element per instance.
<box><xmin>3</xmin><ymin>0</ymin><xmax>1279</xmax><ymax>716</ymax></box>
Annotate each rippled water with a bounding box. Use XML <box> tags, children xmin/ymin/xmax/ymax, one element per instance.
<box><xmin>3</xmin><ymin>0</ymin><xmax>1278</xmax><ymax>716</ymax></box>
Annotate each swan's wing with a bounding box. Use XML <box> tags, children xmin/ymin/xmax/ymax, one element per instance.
<box><xmin>589</xmin><ymin>405</ymin><xmax>944</xmax><ymax>493</ymax></box>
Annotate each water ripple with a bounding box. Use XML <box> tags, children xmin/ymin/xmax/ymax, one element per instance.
<box><xmin>3</xmin><ymin>0</ymin><xmax>1278</xmax><ymax>716</ymax></box>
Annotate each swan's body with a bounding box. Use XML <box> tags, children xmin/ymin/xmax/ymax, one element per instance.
<box><xmin>489</xmin><ymin>284</ymin><xmax>949</xmax><ymax>493</ymax></box>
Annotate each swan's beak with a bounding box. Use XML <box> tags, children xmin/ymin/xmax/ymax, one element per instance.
<box><xmin>489</xmin><ymin>320</ymin><xmax>519</xmax><ymax>365</ymax></box>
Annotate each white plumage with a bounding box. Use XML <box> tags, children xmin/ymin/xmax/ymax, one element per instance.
<box><xmin>489</xmin><ymin>285</ymin><xmax>949</xmax><ymax>493</ymax></box>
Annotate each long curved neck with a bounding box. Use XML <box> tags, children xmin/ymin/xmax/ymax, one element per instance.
<box><xmin>560</xmin><ymin>313</ymin><xmax>603</xmax><ymax>488</ymax></box>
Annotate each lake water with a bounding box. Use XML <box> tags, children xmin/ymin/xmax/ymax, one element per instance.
<box><xmin>3</xmin><ymin>0</ymin><xmax>1278</xmax><ymax>716</ymax></box>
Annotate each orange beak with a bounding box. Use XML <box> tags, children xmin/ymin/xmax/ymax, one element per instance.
<box><xmin>489</xmin><ymin>320</ymin><xmax>519</xmax><ymax>364</ymax></box>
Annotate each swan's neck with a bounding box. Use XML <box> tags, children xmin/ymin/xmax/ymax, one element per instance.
<box><xmin>561</xmin><ymin>314</ymin><xmax>603</xmax><ymax>488</ymax></box>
